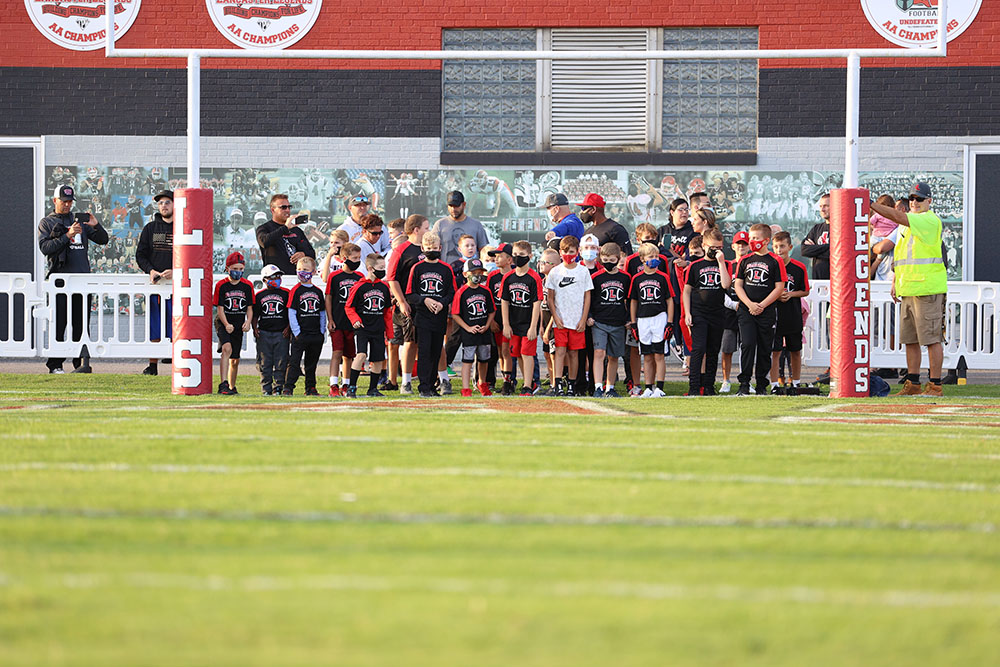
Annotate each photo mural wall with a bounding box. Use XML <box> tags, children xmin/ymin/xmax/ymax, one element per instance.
<box><xmin>44</xmin><ymin>165</ymin><xmax>965</xmax><ymax>278</ymax></box>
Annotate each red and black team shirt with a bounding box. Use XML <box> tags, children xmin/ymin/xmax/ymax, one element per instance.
<box><xmin>326</xmin><ymin>269</ymin><xmax>361</xmax><ymax>331</ymax></box>
<box><xmin>287</xmin><ymin>283</ymin><xmax>325</xmax><ymax>336</ymax></box>
<box><xmin>213</xmin><ymin>278</ymin><xmax>254</xmax><ymax>325</ymax></box>
<box><xmin>776</xmin><ymin>258</ymin><xmax>809</xmax><ymax>330</ymax></box>
<box><xmin>387</xmin><ymin>240</ymin><xmax>424</xmax><ymax>297</ymax></box>
<box><xmin>590</xmin><ymin>269</ymin><xmax>630</xmax><ymax>326</ymax></box>
<box><xmin>628</xmin><ymin>270</ymin><xmax>675</xmax><ymax>319</ymax></box>
<box><xmin>686</xmin><ymin>258</ymin><xmax>731</xmax><ymax>316</ymax></box>
<box><xmin>452</xmin><ymin>284</ymin><xmax>495</xmax><ymax>346</ymax></box>
<box><xmin>736</xmin><ymin>252</ymin><xmax>788</xmax><ymax>305</ymax></box>
<box><xmin>500</xmin><ymin>269</ymin><xmax>544</xmax><ymax>336</ymax></box>
<box><xmin>345</xmin><ymin>277</ymin><xmax>393</xmax><ymax>334</ymax></box>
<box><xmin>487</xmin><ymin>269</ymin><xmax>509</xmax><ymax>327</ymax></box>
<box><xmin>406</xmin><ymin>260</ymin><xmax>457</xmax><ymax>333</ymax></box>
<box><xmin>254</xmin><ymin>286</ymin><xmax>290</xmax><ymax>332</ymax></box>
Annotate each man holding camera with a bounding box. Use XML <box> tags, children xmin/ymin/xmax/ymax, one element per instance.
<box><xmin>38</xmin><ymin>184</ymin><xmax>110</xmax><ymax>374</ymax></box>
<box><xmin>255</xmin><ymin>193</ymin><xmax>316</xmax><ymax>275</ymax></box>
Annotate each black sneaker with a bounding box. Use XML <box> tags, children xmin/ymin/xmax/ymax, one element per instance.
<box><xmin>262</xmin><ymin>390</ymin><xmax>272</xmax><ymax>396</ymax></box>
<box><xmin>604</xmin><ymin>388</ymin><xmax>620</xmax><ymax>398</ymax></box>
<box><xmin>736</xmin><ymin>384</ymin><xmax>752</xmax><ymax>396</ymax></box>
<box><xmin>565</xmin><ymin>386</ymin><xmax>577</xmax><ymax>397</ymax></box>
<box><xmin>756</xmin><ymin>384</ymin><xmax>769</xmax><ymax>396</ymax></box>
<box><xmin>304</xmin><ymin>387</ymin><xmax>319</xmax><ymax>396</ymax></box>
<box><xmin>770</xmin><ymin>385</ymin><xmax>785</xmax><ymax>396</ymax></box>
<box><xmin>593</xmin><ymin>387</ymin><xmax>605</xmax><ymax>399</ymax></box>
<box><xmin>786</xmin><ymin>384</ymin><xmax>799</xmax><ymax>396</ymax></box>
<box><xmin>702</xmin><ymin>386</ymin><xmax>716</xmax><ymax>396</ymax></box>
<box><xmin>519</xmin><ymin>385</ymin><xmax>533</xmax><ymax>396</ymax></box>
<box><xmin>221</xmin><ymin>385</ymin><xmax>238</xmax><ymax>395</ymax></box>
<box><xmin>381</xmin><ymin>382</ymin><xmax>399</xmax><ymax>392</ymax></box>
<box><xmin>367</xmin><ymin>389</ymin><xmax>385</xmax><ymax>397</ymax></box>
<box><xmin>281</xmin><ymin>388</ymin><xmax>293</xmax><ymax>396</ymax></box>
<box><xmin>419</xmin><ymin>390</ymin><xmax>437</xmax><ymax>398</ymax></box>
<box><xmin>218</xmin><ymin>381</ymin><xmax>230</xmax><ymax>394</ymax></box>
<box><xmin>142</xmin><ymin>364</ymin><xmax>157</xmax><ymax>376</ymax></box>
<box><xmin>345</xmin><ymin>386</ymin><xmax>357</xmax><ymax>398</ymax></box>
<box><xmin>500</xmin><ymin>380</ymin><xmax>514</xmax><ymax>396</ymax></box>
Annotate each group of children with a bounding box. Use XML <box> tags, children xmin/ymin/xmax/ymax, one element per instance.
<box><xmin>211</xmin><ymin>215</ymin><xmax>811</xmax><ymax>398</ymax></box>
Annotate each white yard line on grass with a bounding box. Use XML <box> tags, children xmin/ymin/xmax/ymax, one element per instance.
<box><xmin>1</xmin><ymin>461</ymin><xmax>997</xmax><ymax>493</ymax></box>
<box><xmin>0</xmin><ymin>505</ymin><xmax>994</xmax><ymax>533</ymax></box>
<box><xmin>2</xmin><ymin>571</ymin><xmax>999</xmax><ymax>608</ymax></box>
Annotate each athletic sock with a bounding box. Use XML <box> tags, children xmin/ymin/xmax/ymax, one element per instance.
<box><xmin>330</xmin><ymin>376</ymin><xmax>339</xmax><ymax>387</ymax></box>
<box><xmin>792</xmin><ymin>380</ymin><xmax>800</xmax><ymax>386</ymax></box>
<box><xmin>770</xmin><ymin>381</ymin><xmax>779</xmax><ymax>389</ymax></box>
<box><xmin>905</xmin><ymin>373</ymin><xmax>920</xmax><ymax>384</ymax></box>
<box><xmin>368</xmin><ymin>373</ymin><xmax>379</xmax><ymax>393</ymax></box>
<box><xmin>644</xmin><ymin>384</ymin><xmax>652</xmax><ymax>391</ymax></box>
<box><xmin>349</xmin><ymin>368</ymin><xmax>361</xmax><ymax>388</ymax></box>
<box><xmin>402</xmin><ymin>372</ymin><xmax>412</xmax><ymax>385</ymax></box>
<box><xmin>605</xmin><ymin>383</ymin><xmax>614</xmax><ymax>391</ymax></box>
<box><xmin>656</xmin><ymin>381</ymin><xmax>664</xmax><ymax>391</ymax></box>
<box><xmin>929</xmin><ymin>377</ymin><xmax>941</xmax><ymax>385</ymax></box>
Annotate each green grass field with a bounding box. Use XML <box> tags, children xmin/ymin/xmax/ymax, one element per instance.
<box><xmin>1</xmin><ymin>373</ymin><xmax>999</xmax><ymax>666</ymax></box>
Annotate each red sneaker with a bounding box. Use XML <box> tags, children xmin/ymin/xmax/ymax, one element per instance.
<box><xmin>340</xmin><ymin>384</ymin><xmax>349</xmax><ymax>394</ymax></box>
<box><xmin>478</xmin><ymin>382</ymin><xmax>493</xmax><ymax>397</ymax></box>
<box><xmin>460</xmin><ymin>388</ymin><xmax>473</xmax><ymax>398</ymax></box>
<box><xmin>329</xmin><ymin>385</ymin><xmax>341</xmax><ymax>397</ymax></box>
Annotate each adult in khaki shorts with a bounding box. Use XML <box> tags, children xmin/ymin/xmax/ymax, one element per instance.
<box><xmin>870</xmin><ymin>182</ymin><xmax>947</xmax><ymax>396</ymax></box>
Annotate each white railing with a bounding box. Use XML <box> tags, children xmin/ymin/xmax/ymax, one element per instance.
<box><xmin>2</xmin><ymin>273</ymin><xmax>998</xmax><ymax>369</ymax></box>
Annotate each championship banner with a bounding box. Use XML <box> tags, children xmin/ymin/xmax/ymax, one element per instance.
<box><xmin>172</xmin><ymin>189</ymin><xmax>214</xmax><ymax>396</ymax></box>
<box><xmin>829</xmin><ymin>188</ymin><xmax>870</xmax><ymax>398</ymax></box>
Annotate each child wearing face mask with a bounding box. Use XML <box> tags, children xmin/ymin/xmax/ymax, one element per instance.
<box><xmin>544</xmin><ymin>236</ymin><xmax>593</xmax><ymax>397</ymax></box>
<box><xmin>253</xmin><ymin>264</ymin><xmax>291</xmax><ymax>396</ymax></box>
<box><xmin>451</xmin><ymin>258</ymin><xmax>496</xmax><ymax>397</ymax></box>
<box><xmin>675</xmin><ymin>234</ymin><xmax>704</xmax><ymax>377</ymax></box>
<box><xmin>283</xmin><ymin>256</ymin><xmax>327</xmax><ymax>396</ymax></box>
<box><xmin>344</xmin><ymin>253</ymin><xmax>393</xmax><ymax>398</ymax></box>
<box><xmin>588</xmin><ymin>242</ymin><xmax>629</xmax><ymax>398</ymax></box>
<box><xmin>682</xmin><ymin>229</ymin><xmax>732</xmax><ymax>396</ymax></box>
<box><xmin>720</xmin><ymin>231</ymin><xmax>751</xmax><ymax>393</ymax></box>
<box><xmin>628</xmin><ymin>242</ymin><xmax>675</xmax><ymax>398</ymax></box>
<box><xmin>485</xmin><ymin>243</ymin><xmax>514</xmax><ymax>391</ymax></box>
<box><xmin>733</xmin><ymin>224</ymin><xmax>787</xmax><ymax>396</ymax></box>
<box><xmin>324</xmin><ymin>243</ymin><xmax>363</xmax><ymax>396</ymax></box>
<box><xmin>213</xmin><ymin>251</ymin><xmax>255</xmax><ymax>395</ymax></box>
<box><xmin>405</xmin><ymin>232</ymin><xmax>458</xmax><ymax>397</ymax></box>
<box><xmin>501</xmin><ymin>241</ymin><xmax>544</xmax><ymax>396</ymax></box>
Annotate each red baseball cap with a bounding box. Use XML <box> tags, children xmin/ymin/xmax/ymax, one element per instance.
<box><xmin>226</xmin><ymin>251</ymin><xmax>245</xmax><ymax>267</ymax></box>
<box><xmin>576</xmin><ymin>193</ymin><xmax>606</xmax><ymax>209</ymax></box>
<box><xmin>733</xmin><ymin>231</ymin><xmax>750</xmax><ymax>244</ymax></box>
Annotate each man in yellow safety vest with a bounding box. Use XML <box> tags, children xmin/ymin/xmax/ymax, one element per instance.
<box><xmin>869</xmin><ymin>182</ymin><xmax>947</xmax><ymax>397</ymax></box>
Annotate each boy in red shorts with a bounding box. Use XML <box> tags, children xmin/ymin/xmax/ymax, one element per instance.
<box><xmin>325</xmin><ymin>242</ymin><xmax>362</xmax><ymax>396</ymax></box>
<box><xmin>544</xmin><ymin>235</ymin><xmax>593</xmax><ymax>397</ymax></box>
<box><xmin>501</xmin><ymin>240</ymin><xmax>544</xmax><ymax>395</ymax></box>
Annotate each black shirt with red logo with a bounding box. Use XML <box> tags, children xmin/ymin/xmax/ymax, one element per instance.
<box><xmin>686</xmin><ymin>258</ymin><xmax>731</xmax><ymax>317</ymax></box>
<box><xmin>452</xmin><ymin>284</ymin><xmax>496</xmax><ymax>346</ymax></box>
<box><xmin>253</xmin><ymin>286</ymin><xmax>290</xmax><ymax>332</ymax></box>
<box><xmin>405</xmin><ymin>260</ymin><xmax>457</xmax><ymax>333</ymax></box>
<box><xmin>629</xmin><ymin>270</ymin><xmax>674</xmax><ymax>319</ymax></box>
<box><xmin>287</xmin><ymin>283</ymin><xmax>325</xmax><ymax>336</ymax></box>
<box><xmin>500</xmin><ymin>269</ymin><xmax>544</xmax><ymax>336</ymax></box>
<box><xmin>776</xmin><ymin>258</ymin><xmax>809</xmax><ymax>331</ymax></box>
<box><xmin>345</xmin><ymin>278</ymin><xmax>393</xmax><ymax>334</ymax></box>
<box><xmin>590</xmin><ymin>269</ymin><xmax>630</xmax><ymax>326</ymax></box>
<box><xmin>736</xmin><ymin>252</ymin><xmax>787</xmax><ymax>305</ymax></box>
<box><xmin>326</xmin><ymin>269</ymin><xmax>362</xmax><ymax>331</ymax></box>
<box><xmin>213</xmin><ymin>278</ymin><xmax>254</xmax><ymax>326</ymax></box>
<box><xmin>388</xmin><ymin>240</ymin><xmax>424</xmax><ymax>295</ymax></box>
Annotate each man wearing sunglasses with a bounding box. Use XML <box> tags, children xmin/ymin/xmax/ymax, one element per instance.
<box><xmin>338</xmin><ymin>193</ymin><xmax>388</xmax><ymax>248</ymax></box>
<box><xmin>255</xmin><ymin>193</ymin><xmax>316</xmax><ymax>275</ymax></box>
<box><xmin>869</xmin><ymin>182</ymin><xmax>947</xmax><ymax>397</ymax></box>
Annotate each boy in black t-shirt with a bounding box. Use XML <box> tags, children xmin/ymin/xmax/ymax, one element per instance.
<box><xmin>325</xmin><ymin>242</ymin><xmax>362</xmax><ymax>396</ymax></box>
<box><xmin>682</xmin><ymin>229</ymin><xmax>732</xmax><ymax>396</ymax></box>
<box><xmin>405</xmin><ymin>232</ymin><xmax>457</xmax><ymax>397</ymax></box>
<box><xmin>213</xmin><ymin>251</ymin><xmax>254</xmax><ymax>395</ymax></box>
<box><xmin>589</xmin><ymin>242</ymin><xmax>629</xmax><ymax>398</ymax></box>
<box><xmin>345</xmin><ymin>253</ymin><xmax>394</xmax><ymax>398</ymax></box>
<box><xmin>769</xmin><ymin>231</ymin><xmax>811</xmax><ymax>395</ymax></box>
<box><xmin>720</xmin><ymin>231</ymin><xmax>751</xmax><ymax>393</ymax></box>
<box><xmin>733</xmin><ymin>224</ymin><xmax>787</xmax><ymax>396</ymax></box>
<box><xmin>501</xmin><ymin>240</ymin><xmax>544</xmax><ymax>396</ymax></box>
<box><xmin>451</xmin><ymin>258</ymin><xmax>496</xmax><ymax>397</ymax></box>
<box><xmin>252</xmin><ymin>264</ymin><xmax>290</xmax><ymax>396</ymax></box>
<box><xmin>628</xmin><ymin>243</ymin><xmax>675</xmax><ymax>398</ymax></box>
<box><xmin>283</xmin><ymin>256</ymin><xmax>327</xmax><ymax>396</ymax></box>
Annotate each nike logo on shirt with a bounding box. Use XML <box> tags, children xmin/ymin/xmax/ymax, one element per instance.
<box><xmin>558</xmin><ymin>277</ymin><xmax>577</xmax><ymax>287</ymax></box>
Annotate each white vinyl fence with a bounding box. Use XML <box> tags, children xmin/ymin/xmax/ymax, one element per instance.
<box><xmin>2</xmin><ymin>274</ymin><xmax>998</xmax><ymax>369</ymax></box>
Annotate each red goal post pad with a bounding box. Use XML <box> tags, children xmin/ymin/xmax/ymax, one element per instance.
<box><xmin>171</xmin><ymin>188</ymin><xmax>214</xmax><ymax>396</ymax></box>
<box><xmin>828</xmin><ymin>188</ymin><xmax>871</xmax><ymax>398</ymax></box>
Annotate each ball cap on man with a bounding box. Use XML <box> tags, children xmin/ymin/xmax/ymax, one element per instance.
<box><xmin>576</xmin><ymin>193</ymin><xmax>606</xmax><ymax>209</ymax></box>
<box><xmin>153</xmin><ymin>190</ymin><xmax>173</xmax><ymax>202</ymax></box>
<box><xmin>544</xmin><ymin>193</ymin><xmax>569</xmax><ymax>208</ymax></box>
<box><xmin>910</xmin><ymin>182</ymin><xmax>932</xmax><ymax>199</ymax></box>
<box><xmin>447</xmin><ymin>190</ymin><xmax>465</xmax><ymax>206</ymax></box>
<box><xmin>226</xmin><ymin>251</ymin><xmax>245</xmax><ymax>267</ymax></box>
<box><xmin>54</xmin><ymin>185</ymin><xmax>75</xmax><ymax>201</ymax></box>
<box><xmin>488</xmin><ymin>242</ymin><xmax>514</xmax><ymax>257</ymax></box>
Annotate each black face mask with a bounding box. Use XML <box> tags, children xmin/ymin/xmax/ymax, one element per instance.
<box><xmin>600</xmin><ymin>261</ymin><xmax>618</xmax><ymax>272</ymax></box>
<box><xmin>579</xmin><ymin>209</ymin><xmax>593</xmax><ymax>224</ymax></box>
<box><xmin>372</xmin><ymin>269</ymin><xmax>386</xmax><ymax>280</ymax></box>
<box><xmin>706</xmin><ymin>248</ymin><xmax>718</xmax><ymax>260</ymax></box>
<box><xmin>513</xmin><ymin>255</ymin><xmax>530</xmax><ymax>268</ymax></box>
<box><xmin>345</xmin><ymin>259</ymin><xmax>361</xmax><ymax>271</ymax></box>
<box><xmin>424</xmin><ymin>250</ymin><xmax>441</xmax><ymax>261</ymax></box>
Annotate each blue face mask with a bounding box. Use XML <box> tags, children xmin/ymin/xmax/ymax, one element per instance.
<box><xmin>644</xmin><ymin>258</ymin><xmax>660</xmax><ymax>270</ymax></box>
<box><xmin>581</xmin><ymin>248</ymin><xmax>598</xmax><ymax>262</ymax></box>
<box><xmin>483</xmin><ymin>262</ymin><xmax>497</xmax><ymax>273</ymax></box>
<box><xmin>297</xmin><ymin>270</ymin><xmax>313</xmax><ymax>283</ymax></box>
<box><xmin>266</xmin><ymin>278</ymin><xmax>281</xmax><ymax>289</ymax></box>
<box><xmin>229</xmin><ymin>269</ymin><xmax>243</xmax><ymax>281</ymax></box>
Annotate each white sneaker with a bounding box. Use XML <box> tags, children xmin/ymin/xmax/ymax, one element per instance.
<box><xmin>640</xmin><ymin>388</ymin><xmax>653</xmax><ymax>398</ymax></box>
<box><xmin>651</xmin><ymin>387</ymin><xmax>666</xmax><ymax>398</ymax></box>
<box><xmin>719</xmin><ymin>381</ymin><xmax>731</xmax><ymax>393</ymax></box>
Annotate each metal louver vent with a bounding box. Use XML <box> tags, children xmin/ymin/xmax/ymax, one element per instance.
<box><xmin>550</xmin><ymin>28</ymin><xmax>650</xmax><ymax>151</ymax></box>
